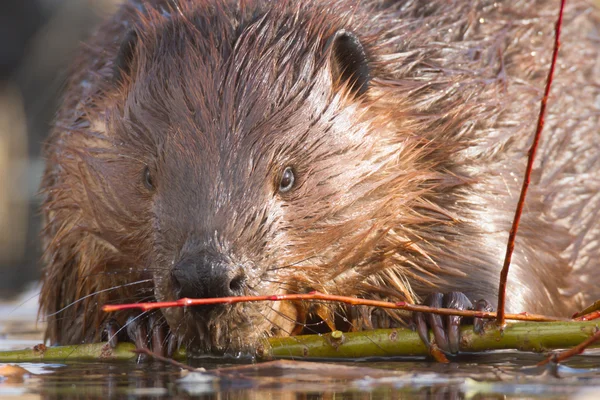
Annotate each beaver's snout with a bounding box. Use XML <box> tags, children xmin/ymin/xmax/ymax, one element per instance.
<box><xmin>171</xmin><ymin>250</ymin><xmax>247</xmax><ymax>300</ymax></box>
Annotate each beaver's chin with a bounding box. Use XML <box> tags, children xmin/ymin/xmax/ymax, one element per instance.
<box><xmin>152</xmin><ymin>277</ymin><xmax>298</xmax><ymax>354</ymax></box>
<box><xmin>166</xmin><ymin>302</ymin><xmax>297</xmax><ymax>354</ymax></box>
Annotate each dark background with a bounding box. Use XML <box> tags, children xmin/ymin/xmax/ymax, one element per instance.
<box><xmin>0</xmin><ymin>0</ymin><xmax>119</xmax><ymax>298</ymax></box>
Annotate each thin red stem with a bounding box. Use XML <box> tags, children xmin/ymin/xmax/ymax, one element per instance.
<box><xmin>103</xmin><ymin>291</ymin><xmax>564</xmax><ymax>322</ymax></box>
<box><xmin>572</xmin><ymin>300</ymin><xmax>600</xmax><ymax>319</ymax></box>
<box><xmin>496</xmin><ymin>0</ymin><xmax>566</xmax><ymax>326</ymax></box>
<box><xmin>574</xmin><ymin>311</ymin><xmax>600</xmax><ymax>321</ymax></box>
<box><xmin>537</xmin><ymin>328</ymin><xmax>600</xmax><ymax>366</ymax></box>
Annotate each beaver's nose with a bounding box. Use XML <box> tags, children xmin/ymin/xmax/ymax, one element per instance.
<box><xmin>171</xmin><ymin>250</ymin><xmax>246</xmax><ymax>300</ymax></box>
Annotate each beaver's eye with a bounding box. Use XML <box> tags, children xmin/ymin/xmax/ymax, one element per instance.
<box><xmin>279</xmin><ymin>167</ymin><xmax>295</xmax><ymax>193</ymax></box>
<box><xmin>143</xmin><ymin>166</ymin><xmax>154</xmax><ymax>190</ymax></box>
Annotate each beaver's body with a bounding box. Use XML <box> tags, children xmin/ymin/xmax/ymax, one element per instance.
<box><xmin>40</xmin><ymin>0</ymin><xmax>600</xmax><ymax>353</ymax></box>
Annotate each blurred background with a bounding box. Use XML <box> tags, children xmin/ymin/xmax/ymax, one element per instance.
<box><xmin>0</xmin><ymin>0</ymin><xmax>120</xmax><ymax>299</ymax></box>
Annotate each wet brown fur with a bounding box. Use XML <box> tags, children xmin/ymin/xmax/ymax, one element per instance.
<box><xmin>40</xmin><ymin>0</ymin><xmax>600</xmax><ymax>352</ymax></box>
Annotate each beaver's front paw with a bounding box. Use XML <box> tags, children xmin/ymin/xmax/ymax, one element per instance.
<box><xmin>102</xmin><ymin>313</ymin><xmax>176</xmax><ymax>359</ymax></box>
<box><xmin>413</xmin><ymin>292</ymin><xmax>493</xmax><ymax>355</ymax></box>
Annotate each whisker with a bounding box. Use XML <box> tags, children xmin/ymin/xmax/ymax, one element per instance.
<box><xmin>265</xmin><ymin>304</ymin><xmax>327</xmax><ymax>332</ymax></box>
<box><xmin>9</xmin><ymin>290</ymin><xmax>42</xmax><ymax>316</ymax></box>
<box><xmin>266</xmin><ymin>254</ymin><xmax>319</xmax><ymax>272</ymax></box>
<box><xmin>259</xmin><ymin>279</ymin><xmax>296</xmax><ymax>289</ymax></box>
<box><xmin>259</xmin><ymin>310</ymin><xmax>293</xmax><ymax>338</ymax></box>
<box><xmin>46</xmin><ymin>279</ymin><xmax>153</xmax><ymax>317</ymax></box>
<box><xmin>109</xmin><ymin>310</ymin><xmax>151</xmax><ymax>346</ymax></box>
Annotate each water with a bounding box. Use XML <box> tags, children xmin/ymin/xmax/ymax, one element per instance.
<box><xmin>2</xmin><ymin>287</ymin><xmax>600</xmax><ymax>399</ymax></box>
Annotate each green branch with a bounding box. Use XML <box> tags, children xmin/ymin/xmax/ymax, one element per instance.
<box><xmin>0</xmin><ymin>342</ymin><xmax>185</xmax><ymax>363</ymax></box>
<box><xmin>260</xmin><ymin>321</ymin><xmax>600</xmax><ymax>359</ymax></box>
<box><xmin>0</xmin><ymin>321</ymin><xmax>597</xmax><ymax>363</ymax></box>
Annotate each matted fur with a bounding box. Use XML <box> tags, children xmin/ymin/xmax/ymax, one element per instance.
<box><xmin>40</xmin><ymin>0</ymin><xmax>600</xmax><ymax>353</ymax></box>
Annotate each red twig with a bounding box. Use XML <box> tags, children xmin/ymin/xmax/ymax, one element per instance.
<box><xmin>574</xmin><ymin>311</ymin><xmax>600</xmax><ymax>322</ymax></box>
<box><xmin>537</xmin><ymin>328</ymin><xmax>600</xmax><ymax>366</ymax></box>
<box><xmin>103</xmin><ymin>291</ymin><xmax>564</xmax><ymax>322</ymax></box>
<box><xmin>572</xmin><ymin>300</ymin><xmax>600</xmax><ymax>319</ymax></box>
<box><xmin>496</xmin><ymin>0</ymin><xmax>566</xmax><ymax>326</ymax></box>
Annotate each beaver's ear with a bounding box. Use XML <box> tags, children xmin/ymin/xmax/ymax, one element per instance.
<box><xmin>113</xmin><ymin>29</ymin><xmax>138</xmax><ymax>83</ymax></box>
<box><xmin>328</xmin><ymin>29</ymin><xmax>370</xmax><ymax>96</ymax></box>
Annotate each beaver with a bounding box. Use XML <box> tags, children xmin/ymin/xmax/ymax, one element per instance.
<box><xmin>39</xmin><ymin>0</ymin><xmax>600</xmax><ymax>356</ymax></box>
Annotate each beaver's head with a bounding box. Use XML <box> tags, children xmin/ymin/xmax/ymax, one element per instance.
<box><xmin>70</xmin><ymin>1</ymin><xmax>490</xmax><ymax>353</ymax></box>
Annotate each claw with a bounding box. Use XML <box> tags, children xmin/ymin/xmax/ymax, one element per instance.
<box><xmin>426</xmin><ymin>293</ymin><xmax>450</xmax><ymax>353</ymax></box>
<box><xmin>413</xmin><ymin>292</ymin><xmax>492</xmax><ymax>357</ymax></box>
<box><xmin>129</xmin><ymin>318</ymin><xmax>148</xmax><ymax>350</ymax></box>
<box><xmin>103</xmin><ymin>318</ymin><xmax>121</xmax><ymax>348</ymax></box>
<box><xmin>444</xmin><ymin>292</ymin><xmax>473</xmax><ymax>354</ymax></box>
<box><xmin>121</xmin><ymin>313</ymin><xmax>173</xmax><ymax>360</ymax></box>
<box><xmin>149</xmin><ymin>314</ymin><xmax>167</xmax><ymax>357</ymax></box>
<box><xmin>414</xmin><ymin>310</ymin><xmax>431</xmax><ymax>348</ymax></box>
<box><xmin>126</xmin><ymin>316</ymin><xmax>150</xmax><ymax>361</ymax></box>
<box><xmin>473</xmin><ymin>299</ymin><xmax>494</xmax><ymax>335</ymax></box>
<box><xmin>166</xmin><ymin>333</ymin><xmax>179</xmax><ymax>358</ymax></box>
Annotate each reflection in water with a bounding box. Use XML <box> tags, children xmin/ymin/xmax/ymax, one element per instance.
<box><xmin>0</xmin><ymin>353</ymin><xmax>598</xmax><ymax>400</ymax></box>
